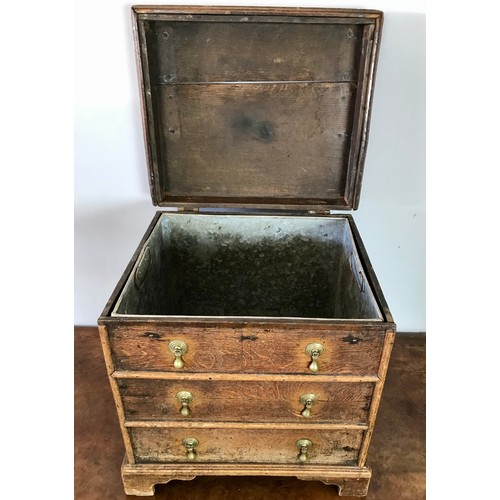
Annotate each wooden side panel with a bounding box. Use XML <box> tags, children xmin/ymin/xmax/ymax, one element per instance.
<box><xmin>347</xmin><ymin>215</ymin><xmax>394</xmax><ymax>323</ymax></box>
<box><xmin>129</xmin><ymin>427</ymin><xmax>363</xmax><ymax>465</ymax></box>
<box><xmin>144</xmin><ymin>20</ymin><xmax>363</xmax><ymax>83</ymax></box>
<box><xmin>107</xmin><ymin>324</ymin><xmax>385</xmax><ymax>375</ymax></box>
<box><xmin>155</xmin><ymin>82</ymin><xmax>356</xmax><ymax>201</ymax></box>
<box><xmin>358</xmin><ymin>329</ymin><xmax>396</xmax><ymax>466</ymax></box>
<box><xmin>118</xmin><ymin>379</ymin><xmax>374</xmax><ymax>424</ymax></box>
<box><xmin>98</xmin><ymin>325</ymin><xmax>135</xmax><ymax>463</ymax></box>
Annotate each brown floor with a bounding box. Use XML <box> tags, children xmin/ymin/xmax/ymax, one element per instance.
<box><xmin>75</xmin><ymin>328</ymin><xmax>425</xmax><ymax>499</ymax></box>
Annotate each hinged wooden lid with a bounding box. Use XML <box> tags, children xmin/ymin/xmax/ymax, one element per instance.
<box><xmin>133</xmin><ymin>6</ymin><xmax>383</xmax><ymax>210</ymax></box>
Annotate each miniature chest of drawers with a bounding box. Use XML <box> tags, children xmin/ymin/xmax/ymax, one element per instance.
<box><xmin>98</xmin><ymin>5</ymin><xmax>396</xmax><ymax>497</ymax></box>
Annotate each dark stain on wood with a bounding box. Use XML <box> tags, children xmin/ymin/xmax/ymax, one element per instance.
<box><xmin>257</xmin><ymin>121</ymin><xmax>274</xmax><ymax>142</ymax></box>
<box><xmin>231</xmin><ymin>115</ymin><xmax>275</xmax><ymax>143</ymax></box>
<box><xmin>341</xmin><ymin>335</ymin><xmax>363</xmax><ymax>344</ymax></box>
<box><xmin>240</xmin><ymin>335</ymin><xmax>258</xmax><ymax>341</ymax></box>
<box><xmin>144</xmin><ymin>332</ymin><xmax>162</xmax><ymax>339</ymax></box>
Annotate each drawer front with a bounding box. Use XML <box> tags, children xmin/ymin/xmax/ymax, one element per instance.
<box><xmin>119</xmin><ymin>379</ymin><xmax>374</xmax><ymax>424</ymax></box>
<box><xmin>108</xmin><ymin>324</ymin><xmax>385</xmax><ymax>375</ymax></box>
<box><xmin>129</xmin><ymin>427</ymin><xmax>363</xmax><ymax>465</ymax></box>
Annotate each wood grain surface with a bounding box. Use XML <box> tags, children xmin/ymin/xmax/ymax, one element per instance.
<box><xmin>143</xmin><ymin>20</ymin><xmax>363</xmax><ymax>84</ymax></box>
<box><xmin>128</xmin><ymin>426</ymin><xmax>363</xmax><ymax>465</ymax></box>
<box><xmin>106</xmin><ymin>323</ymin><xmax>387</xmax><ymax>375</ymax></box>
<box><xmin>132</xmin><ymin>6</ymin><xmax>383</xmax><ymax>18</ymax></box>
<box><xmin>118</xmin><ymin>378</ymin><xmax>374</xmax><ymax>424</ymax></box>
<box><xmin>121</xmin><ymin>462</ymin><xmax>372</xmax><ymax>497</ymax></box>
<box><xmin>155</xmin><ymin>82</ymin><xmax>356</xmax><ymax>201</ymax></box>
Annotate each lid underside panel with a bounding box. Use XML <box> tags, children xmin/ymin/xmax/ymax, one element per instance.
<box><xmin>135</xmin><ymin>11</ymin><xmax>382</xmax><ymax>209</ymax></box>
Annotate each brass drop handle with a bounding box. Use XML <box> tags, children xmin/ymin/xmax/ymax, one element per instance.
<box><xmin>296</xmin><ymin>439</ymin><xmax>312</xmax><ymax>463</ymax></box>
<box><xmin>300</xmin><ymin>393</ymin><xmax>318</xmax><ymax>418</ymax></box>
<box><xmin>169</xmin><ymin>340</ymin><xmax>188</xmax><ymax>369</ymax></box>
<box><xmin>305</xmin><ymin>343</ymin><xmax>324</xmax><ymax>373</ymax></box>
<box><xmin>182</xmin><ymin>437</ymin><xmax>199</xmax><ymax>460</ymax></box>
<box><xmin>176</xmin><ymin>391</ymin><xmax>193</xmax><ymax>417</ymax></box>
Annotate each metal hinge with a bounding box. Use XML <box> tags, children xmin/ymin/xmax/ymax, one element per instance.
<box><xmin>307</xmin><ymin>210</ymin><xmax>332</xmax><ymax>216</ymax></box>
<box><xmin>177</xmin><ymin>207</ymin><xmax>200</xmax><ymax>213</ymax></box>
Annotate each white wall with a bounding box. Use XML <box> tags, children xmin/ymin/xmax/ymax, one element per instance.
<box><xmin>75</xmin><ymin>0</ymin><xmax>425</xmax><ymax>331</ymax></box>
